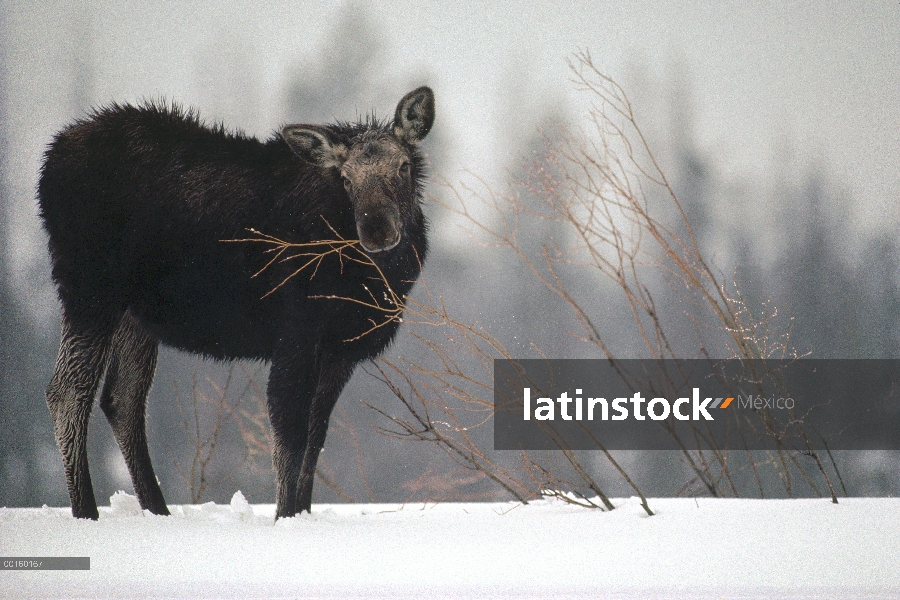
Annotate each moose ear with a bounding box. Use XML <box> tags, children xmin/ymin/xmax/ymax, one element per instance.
<box><xmin>393</xmin><ymin>86</ymin><xmax>435</xmax><ymax>144</ymax></box>
<box><xmin>282</xmin><ymin>125</ymin><xmax>347</xmax><ymax>168</ymax></box>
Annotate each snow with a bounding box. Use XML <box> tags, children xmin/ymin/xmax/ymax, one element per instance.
<box><xmin>2</xmin><ymin>493</ymin><xmax>898</xmax><ymax>599</ymax></box>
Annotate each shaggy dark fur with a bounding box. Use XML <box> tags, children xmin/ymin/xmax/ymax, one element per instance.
<box><xmin>38</xmin><ymin>87</ymin><xmax>434</xmax><ymax>519</ymax></box>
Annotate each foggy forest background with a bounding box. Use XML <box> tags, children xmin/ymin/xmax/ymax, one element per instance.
<box><xmin>1</xmin><ymin>4</ymin><xmax>898</xmax><ymax>509</ymax></box>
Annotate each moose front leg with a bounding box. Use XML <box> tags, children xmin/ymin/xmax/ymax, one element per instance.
<box><xmin>295</xmin><ymin>360</ymin><xmax>353</xmax><ymax>514</ymax></box>
<box><xmin>267</xmin><ymin>350</ymin><xmax>314</xmax><ymax>519</ymax></box>
<box><xmin>267</xmin><ymin>336</ymin><xmax>354</xmax><ymax>518</ymax></box>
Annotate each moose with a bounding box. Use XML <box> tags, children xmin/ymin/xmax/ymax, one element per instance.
<box><xmin>38</xmin><ymin>87</ymin><xmax>434</xmax><ymax>519</ymax></box>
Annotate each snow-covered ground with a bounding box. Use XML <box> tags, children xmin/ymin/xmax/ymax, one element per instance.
<box><xmin>2</xmin><ymin>492</ymin><xmax>898</xmax><ymax>599</ymax></box>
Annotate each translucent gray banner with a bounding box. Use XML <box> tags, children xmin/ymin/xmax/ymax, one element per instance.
<box><xmin>1</xmin><ymin>557</ymin><xmax>90</xmax><ymax>570</ymax></box>
<box><xmin>494</xmin><ymin>359</ymin><xmax>900</xmax><ymax>450</ymax></box>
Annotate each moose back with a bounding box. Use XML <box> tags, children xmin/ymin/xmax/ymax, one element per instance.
<box><xmin>38</xmin><ymin>87</ymin><xmax>434</xmax><ymax>519</ymax></box>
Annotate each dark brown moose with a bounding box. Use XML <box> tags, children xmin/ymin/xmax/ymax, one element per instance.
<box><xmin>38</xmin><ymin>87</ymin><xmax>434</xmax><ymax>519</ymax></box>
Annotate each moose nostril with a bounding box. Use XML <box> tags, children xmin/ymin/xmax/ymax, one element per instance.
<box><xmin>361</xmin><ymin>231</ymin><xmax>401</xmax><ymax>253</ymax></box>
<box><xmin>358</xmin><ymin>215</ymin><xmax>401</xmax><ymax>253</ymax></box>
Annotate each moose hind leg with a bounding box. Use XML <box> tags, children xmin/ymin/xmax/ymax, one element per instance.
<box><xmin>46</xmin><ymin>314</ymin><xmax>117</xmax><ymax>520</ymax></box>
<box><xmin>99</xmin><ymin>311</ymin><xmax>168</xmax><ymax>515</ymax></box>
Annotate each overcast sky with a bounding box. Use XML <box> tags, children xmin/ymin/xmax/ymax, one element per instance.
<box><xmin>3</xmin><ymin>1</ymin><xmax>898</xmax><ymax>317</ymax></box>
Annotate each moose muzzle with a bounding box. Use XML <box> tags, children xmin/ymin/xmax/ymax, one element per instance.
<box><xmin>355</xmin><ymin>199</ymin><xmax>402</xmax><ymax>253</ymax></box>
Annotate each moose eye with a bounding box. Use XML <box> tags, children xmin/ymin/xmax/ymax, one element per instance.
<box><xmin>398</xmin><ymin>162</ymin><xmax>410</xmax><ymax>176</ymax></box>
<box><xmin>342</xmin><ymin>176</ymin><xmax>352</xmax><ymax>190</ymax></box>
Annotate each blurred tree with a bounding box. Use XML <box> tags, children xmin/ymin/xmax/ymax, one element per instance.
<box><xmin>667</xmin><ymin>61</ymin><xmax>711</xmax><ymax>247</ymax></box>
<box><xmin>0</xmin><ymin>7</ymin><xmax>55</xmax><ymax>507</ymax></box>
<box><xmin>283</xmin><ymin>5</ymin><xmax>389</xmax><ymax>124</ymax></box>
<box><xmin>68</xmin><ymin>4</ymin><xmax>95</xmax><ymax>119</ymax></box>
<box><xmin>854</xmin><ymin>233</ymin><xmax>900</xmax><ymax>358</ymax></box>
<box><xmin>772</xmin><ymin>172</ymin><xmax>900</xmax><ymax>358</ymax></box>
<box><xmin>502</xmin><ymin>111</ymin><xmax>584</xmax><ymax>359</ymax></box>
<box><xmin>629</xmin><ymin>59</ymin><xmax>900</xmax><ymax>361</ymax></box>
<box><xmin>194</xmin><ymin>30</ymin><xmax>262</xmax><ymax>137</ymax></box>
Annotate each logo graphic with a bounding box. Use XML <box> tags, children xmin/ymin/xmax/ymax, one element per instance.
<box><xmin>494</xmin><ymin>359</ymin><xmax>900</xmax><ymax>451</ymax></box>
<box><xmin>522</xmin><ymin>388</ymin><xmax>733</xmax><ymax>421</ymax></box>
